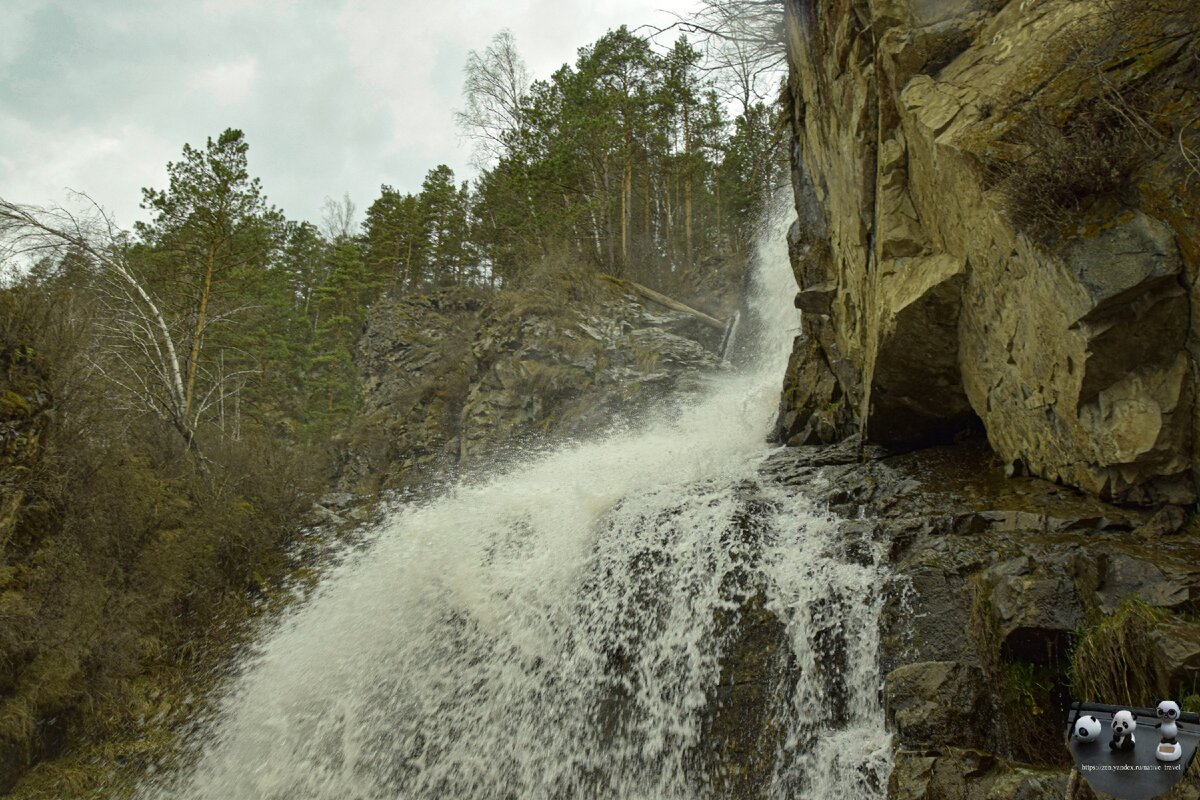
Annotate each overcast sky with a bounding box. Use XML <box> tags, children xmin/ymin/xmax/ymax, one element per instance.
<box><xmin>1</xmin><ymin>0</ymin><xmax>699</xmax><ymax>229</ymax></box>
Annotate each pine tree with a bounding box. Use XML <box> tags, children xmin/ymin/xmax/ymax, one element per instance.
<box><xmin>136</xmin><ymin>128</ymin><xmax>283</xmax><ymax>432</ymax></box>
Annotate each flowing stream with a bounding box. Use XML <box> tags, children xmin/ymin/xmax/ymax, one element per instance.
<box><xmin>143</xmin><ymin>206</ymin><xmax>892</xmax><ymax>800</ymax></box>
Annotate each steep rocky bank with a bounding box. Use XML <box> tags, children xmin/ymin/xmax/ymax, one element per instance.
<box><xmin>779</xmin><ymin>0</ymin><xmax>1200</xmax><ymax>503</ymax></box>
<box><xmin>0</xmin><ymin>267</ymin><xmax>736</xmax><ymax>797</ymax></box>
<box><xmin>342</xmin><ymin>274</ymin><xmax>731</xmax><ymax>496</ymax></box>
<box><xmin>776</xmin><ymin>0</ymin><xmax>1200</xmax><ymax>796</ymax></box>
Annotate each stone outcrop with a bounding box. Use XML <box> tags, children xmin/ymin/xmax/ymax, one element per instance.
<box><xmin>780</xmin><ymin>0</ymin><xmax>1200</xmax><ymax>503</ymax></box>
<box><xmin>352</xmin><ymin>280</ymin><xmax>724</xmax><ymax>492</ymax></box>
<box><xmin>885</xmin><ymin>660</ymin><xmax>988</xmax><ymax>749</ymax></box>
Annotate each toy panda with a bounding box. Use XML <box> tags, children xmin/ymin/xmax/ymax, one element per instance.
<box><xmin>1156</xmin><ymin>700</ymin><xmax>1183</xmax><ymax>763</ymax></box>
<box><xmin>1074</xmin><ymin>714</ymin><xmax>1102</xmax><ymax>743</ymax></box>
<box><xmin>1110</xmin><ymin>709</ymin><xmax>1137</xmax><ymax>752</ymax></box>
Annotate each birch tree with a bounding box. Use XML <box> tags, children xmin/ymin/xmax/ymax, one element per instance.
<box><xmin>456</xmin><ymin>29</ymin><xmax>533</xmax><ymax>168</ymax></box>
<box><xmin>650</xmin><ymin>0</ymin><xmax>786</xmax><ymax>114</ymax></box>
<box><xmin>0</xmin><ymin>197</ymin><xmax>199</xmax><ymax>448</ymax></box>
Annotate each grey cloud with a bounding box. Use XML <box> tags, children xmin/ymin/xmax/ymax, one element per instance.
<box><xmin>1</xmin><ymin>0</ymin><xmax>697</xmax><ymax>227</ymax></box>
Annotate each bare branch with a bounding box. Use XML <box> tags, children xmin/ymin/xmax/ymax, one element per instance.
<box><xmin>0</xmin><ymin>195</ymin><xmax>198</xmax><ymax>451</ymax></box>
<box><xmin>455</xmin><ymin>29</ymin><xmax>532</xmax><ymax>168</ymax></box>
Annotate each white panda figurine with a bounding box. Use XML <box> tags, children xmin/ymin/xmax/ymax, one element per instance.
<box><xmin>1156</xmin><ymin>700</ymin><xmax>1183</xmax><ymax>763</ymax></box>
<box><xmin>1110</xmin><ymin>709</ymin><xmax>1137</xmax><ymax>752</ymax></box>
<box><xmin>1074</xmin><ymin>714</ymin><xmax>1102</xmax><ymax>743</ymax></box>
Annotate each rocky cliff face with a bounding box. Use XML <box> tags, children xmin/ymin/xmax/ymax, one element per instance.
<box><xmin>779</xmin><ymin>0</ymin><xmax>1200</xmax><ymax>504</ymax></box>
<box><xmin>349</xmin><ymin>277</ymin><xmax>726</xmax><ymax>494</ymax></box>
<box><xmin>778</xmin><ymin>1</ymin><xmax>1200</xmax><ymax>797</ymax></box>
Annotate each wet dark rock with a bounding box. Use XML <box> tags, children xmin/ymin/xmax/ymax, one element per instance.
<box><xmin>754</xmin><ymin>437</ymin><xmax>1200</xmax><ymax>797</ymax></box>
<box><xmin>889</xmin><ymin>749</ymin><xmax>1065</xmax><ymax>800</ymax></box>
<box><xmin>885</xmin><ymin>661</ymin><xmax>987</xmax><ymax>749</ymax></box>
<box><xmin>700</xmin><ymin>591</ymin><xmax>791</xmax><ymax>799</ymax></box>
<box><xmin>794</xmin><ymin>283</ymin><xmax>835</xmax><ymax>316</ymax></box>
<box><xmin>774</xmin><ymin>337</ymin><xmax>858</xmax><ymax>447</ymax></box>
<box><xmin>980</xmin><ymin>554</ymin><xmax>1085</xmax><ymax>665</ymax></box>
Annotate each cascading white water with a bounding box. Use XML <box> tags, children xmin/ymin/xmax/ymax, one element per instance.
<box><xmin>142</xmin><ymin>202</ymin><xmax>891</xmax><ymax>800</ymax></box>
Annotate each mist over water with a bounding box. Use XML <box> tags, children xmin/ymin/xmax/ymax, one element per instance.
<box><xmin>143</xmin><ymin>202</ymin><xmax>891</xmax><ymax>800</ymax></box>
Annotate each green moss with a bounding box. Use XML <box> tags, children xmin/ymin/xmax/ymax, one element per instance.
<box><xmin>0</xmin><ymin>389</ymin><xmax>32</xmax><ymax>417</ymax></box>
<box><xmin>1003</xmin><ymin>661</ymin><xmax>1052</xmax><ymax>718</ymax></box>
<box><xmin>968</xmin><ymin>573</ymin><xmax>1002</xmax><ymax>672</ymax></box>
<box><xmin>969</xmin><ymin>571</ymin><xmax>1072</xmax><ymax>766</ymax></box>
<box><xmin>989</xmin><ymin>658</ymin><xmax>1070</xmax><ymax>765</ymax></box>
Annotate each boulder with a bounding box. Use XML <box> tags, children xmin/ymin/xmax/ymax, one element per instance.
<box><xmin>889</xmin><ymin>749</ymin><xmax>1066</xmax><ymax>800</ymax></box>
<box><xmin>794</xmin><ymin>282</ymin><xmax>836</xmax><ymax>316</ymax></box>
<box><xmin>1133</xmin><ymin>505</ymin><xmax>1188</xmax><ymax>537</ymax></box>
<box><xmin>1151</xmin><ymin>621</ymin><xmax>1200</xmax><ymax>690</ymax></box>
<box><xmin>1093</xmin><ymin>552</ymin><xmax>1199</xmax><ymax>615</ymax></box>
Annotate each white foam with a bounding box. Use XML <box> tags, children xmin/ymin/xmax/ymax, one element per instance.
<box><xmin>141</xmin><ymin>198</ymin><xmax>891</xmax><ymax>800</ymax></box>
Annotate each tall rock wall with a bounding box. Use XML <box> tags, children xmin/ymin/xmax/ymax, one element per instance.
<box><xmin>780</xmin><ymin>0</ymin><xmax>1200</xmax><ymax>503</ymax></box>
<box><xmin>351</xmin><ymin>280</ymin><xmax>724</xmax><ymax>493</ymax></box>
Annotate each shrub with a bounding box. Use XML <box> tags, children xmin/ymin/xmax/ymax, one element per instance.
<box><xmin>990</xmin><ymin>104</ymin><xmax>1153</xmax><ymax>237</ymax></box>
<box><xmin>0</xmin><ymin>279</ymin><xmax>327</xmax><ymax>795</ymax></box>
<box><xmin>987</xmin><ymin>0</ymin><xmax>1198</xmax><ymax>237</ymax></box>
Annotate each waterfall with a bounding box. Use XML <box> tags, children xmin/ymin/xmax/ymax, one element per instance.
<box><xmin>142</xmin><ymin>202</ymin><xmax>892</xmax><ymax>800</ymax></box>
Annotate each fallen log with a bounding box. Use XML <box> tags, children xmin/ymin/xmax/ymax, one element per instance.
<box><xmin>597</xmin><ymin>274</ymin><xmax>726</xmax><ymax>331</ymax></box>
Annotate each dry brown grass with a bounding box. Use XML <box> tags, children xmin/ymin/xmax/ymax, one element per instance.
<box><xmin>1069</xmin><ymin>597</ymin><xmax>1168</xmax><ymax>707</ymax></box>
